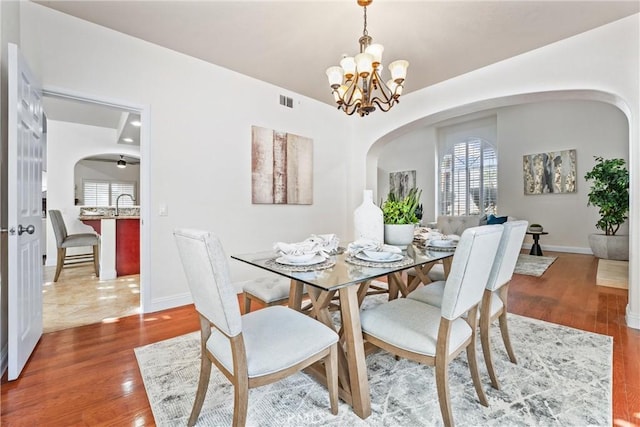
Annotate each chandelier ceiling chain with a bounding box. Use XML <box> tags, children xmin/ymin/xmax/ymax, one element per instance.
<box><xmin>326</xmin><ymin>0</ymin><xmax>409</xmax><ymax>117</ymax></box>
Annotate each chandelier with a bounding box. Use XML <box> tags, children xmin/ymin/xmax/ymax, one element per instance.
<box><xmin>325</xmin><ymin>0</ymin><xmax>409</xmax><ymax>117</ymax></box>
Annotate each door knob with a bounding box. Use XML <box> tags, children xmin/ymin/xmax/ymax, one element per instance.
<box><xmin>17</xmin><ymin>224</ymin><xmax>35</xmax><ymax>235</ymax></box>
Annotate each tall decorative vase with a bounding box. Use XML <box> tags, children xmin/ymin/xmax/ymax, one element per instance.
<box><xmin>354</xmin><ymin>190</ymin><xmax>383</xmax><ymax>243</ymax></box>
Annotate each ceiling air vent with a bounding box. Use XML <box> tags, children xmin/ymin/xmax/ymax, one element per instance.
<box><xmin>279</xmin><ymin>95</ymin><xmax>293</xmax><ymax>108</ymax></box>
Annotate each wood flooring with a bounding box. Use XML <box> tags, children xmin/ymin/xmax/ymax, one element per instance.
<box><xmin>2</xmin><ymin>251</ymin><xmax>639</xmax><ymax>426</ymax></box>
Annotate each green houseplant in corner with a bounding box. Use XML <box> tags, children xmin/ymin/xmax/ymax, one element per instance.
<box><xmin>381</xmin><ymin>188</ymin><xmax>422</xmax><ymax>247</ymax></box>
<box><xmin>584</xmin><ymin>156</ymin><xmax>629</xmax><ymax>260</ymax></box>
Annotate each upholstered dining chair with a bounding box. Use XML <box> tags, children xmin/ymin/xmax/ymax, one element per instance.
<box><xmin>407</xmin><ymin>220</ymin><xmax>528</xmax><ymax>390</ymax></box>
<box><xmin>360</xmin><ymin>225</ymin><xmax>503</xmax><ymax>427</ymax></box>
<box><xmin>173</xmin><ymin>229</ymin><xmax>339</xmax><ymax>427</ymax></box>
<box><xmin>49</xmin><ymin>210</ymin><xmax>100</xmax><ymax>282</ymax></box>
<box><xmin>241</xmin><ymin>276</ymin><xmax>305</xmax><ymax>313</ymax></box>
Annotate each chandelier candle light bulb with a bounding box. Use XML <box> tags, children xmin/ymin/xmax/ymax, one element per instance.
<box><xmin>325</xmin><ymin>0</ymin><xmax>409</xmax><ymax>117</ymax></box>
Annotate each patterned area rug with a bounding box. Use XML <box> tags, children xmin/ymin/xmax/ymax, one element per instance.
<box><xmin>135</xmin><ymin>295</ymin><xmax>611</xmax><ymax>426</ymax></box>
<box><xmin>514</xmin><ymin>254</ymin><xmax>557</xmax><ymax>277</ymax></box>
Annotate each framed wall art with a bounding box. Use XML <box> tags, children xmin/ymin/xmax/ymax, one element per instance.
<box><xmin>523</xmin><ymin>149</ymin><xmax>577</xmax><ymax>195</ymax></box>
<box><xmin>389</xmin><ymin>170</ymin><xmax>416</xmax><ymax>199</ymax></box>
<box><xmin>251</xmin><ymin>126</ymin><xmax>313</xmax><ymax>204</ymax></box>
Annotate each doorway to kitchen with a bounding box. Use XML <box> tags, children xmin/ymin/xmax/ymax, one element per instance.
<box><xmin>41</xmin><ymin>89</ymin><xmax>150</xmax><ymax>332</ymax></box>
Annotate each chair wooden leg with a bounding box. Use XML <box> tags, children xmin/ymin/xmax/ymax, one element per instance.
<box><xmin>467</xmin><ymin>307</ymin><xmax>488</xmax><ymax>406</ymax></box>
<box><xmin>325</xmin><ymin>344</ymin><xmax>339</xmax><ymax>415</ymax></box>
<box><xmin>498</xmin><ymin>311</ymin><xmax>517</xmax><ymax>364</ymax></box>
<box><xmin>436</xmin><ymin>318</ymin><xmax>454</xmax><ymax>427</ymax></box>
<box><xmin>243</xmin><ymin>293</ymin><xmax>252</xmax><ymax>314</ymax></box>
<box><xmin>92</xmin><ymin>244</ymin><xmax>100</xmax><ymax>276</ymax></box>
<box><xmin>435</xmin><ymin>353</ymin><xmax>453</xmax><ymax>427</ymax></box>
<box><xmin>232</xmin><ymin>375</ymin><xmax>249</xmax><ymax>427</ymax></box>
<box><xmin>54</xmin><ymin>248</ymin><xmax>66</xmax><ymax>282</ymax></box>
<box><xmin>187</xmin><ymin>353</ymin><xmax>212</xmax><ymax>427</ymax></box>
<box><xmin>481</xmin><ymin>291</ymin><xmax>500</xmax><ymax>390</ymax></box>
<box><xmin>467</xmin><ymin>338</ymin><xmax>489</xmax><ymax>406</ymax></box>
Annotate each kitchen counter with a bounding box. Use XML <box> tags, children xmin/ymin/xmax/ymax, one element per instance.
<box><xmin>81</xmin><ymin>215</ymin><xmax>140</xmax><ymax>279</ymax></box>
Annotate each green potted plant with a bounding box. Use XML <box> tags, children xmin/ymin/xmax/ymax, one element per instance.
<box><xmin>381</xmin><ymin>188</ymin><xmax>422</xmax><ymax>247</ymax></box>
<box><xmin>584</xmin><ymin>156</ymin><xmax>629</xmax><ymax>260</ymax></box>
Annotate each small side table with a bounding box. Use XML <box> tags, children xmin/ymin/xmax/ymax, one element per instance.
<box><xmin>526</xmin><ymin>231</ymin><xmax>549</xmax><ymax>256</ymax></box>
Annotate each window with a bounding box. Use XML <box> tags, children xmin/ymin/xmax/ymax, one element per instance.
<box><xmin>83</xmin><ymin>180</ymin><xmax>136</xmax><ymax>206</ymax></box>
<box><xmin>439</xmin><ymin>137</ymin><xmax>497</xmax><ymax>216</ymax></box>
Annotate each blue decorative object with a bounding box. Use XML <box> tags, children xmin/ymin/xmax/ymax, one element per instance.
<box><xmin>487</xmin><ymin>214</ymin><xmax>508</xmax><ymax>225</ymax></box>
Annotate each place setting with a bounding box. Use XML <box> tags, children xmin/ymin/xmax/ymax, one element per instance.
<box><xmin>268</xmin><ymin>234</ymin><xmax>341</xmax><ymax>272</ymax></box>
<box><xmin>345</xmin><ymin>238</ymin><xmax>414</xmax><ymax>268</ymax></box>
<box><xmin>414</xmin><ymin>227</ymin><xmax>460</xmax><ymax>252</ymax></box>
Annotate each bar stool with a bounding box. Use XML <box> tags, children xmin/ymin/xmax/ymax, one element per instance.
<box><xmin>49</xmin><ymin>210</ymin><xmax>99</xmax><ymax>282</ymax></box>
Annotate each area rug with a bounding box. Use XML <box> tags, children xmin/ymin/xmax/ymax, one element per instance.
<box><xmin>135</xmin><ymin>295</ymin><xmax>611</xmax><ymax>426</ymax></box>
<box><xmin>514</xmin><ymin>254</ymin><xmax>557</xmax><ymax>277</ymax></box>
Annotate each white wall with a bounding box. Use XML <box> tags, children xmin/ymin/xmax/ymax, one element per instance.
<box><xmin>498</xmin><ymin>100</ymin><xmax>628</xmax><ymax>252</ymax></box>
<box><xmin>377</xmin><ymin>127</ymin><xmax>437</xmax><ymax>222</ymax></box>
<box><xmin>379</xmin><ymin>101</ymin><xmax>628</xmax><ymax>253</ymax></box>
<box><xmin>20</xmin><ymin>2</ymin><xmax>351</xmax><ymax>312</ymax></box>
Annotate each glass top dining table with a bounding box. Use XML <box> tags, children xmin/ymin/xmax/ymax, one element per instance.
<box><xmin>231</xmin><ymin>243</ymin><xmax>455</xmax><ymax>420</ymax></box>
<box><xmin>231</xmin><ymin>244</ymin><xmax>454</xmax><ymax>293</ymax></box>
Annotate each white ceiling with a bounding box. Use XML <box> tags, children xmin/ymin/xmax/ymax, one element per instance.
<box><xmin>35</xmin><ymin>0</ymin><xmax>639</xmax><ymax>106</ymax></box>
<box><xmin>42</xmin><ymin>96</ymin><xmax>141</xmax><ymax>146</ymax></box>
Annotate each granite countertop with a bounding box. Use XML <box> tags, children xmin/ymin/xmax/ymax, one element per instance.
<box><xmin>78</xmin><ymin>206</ymin><xmax>140</xmax><ymax>220</ymax></box>
<box><xmin>79</xmin><ymin>214</ymin><xmax>140</xmax><ymax>220</ymax></box>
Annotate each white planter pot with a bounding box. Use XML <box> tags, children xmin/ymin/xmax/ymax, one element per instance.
<box><xmin>384</xmin><ymin>223</ymin><xmax>415</xmax><ymax>248</ymax></box>
<box><xmin>588</xmin><ymin>233</ymin><xmax>629</xmax><ymax>260</ymax></box>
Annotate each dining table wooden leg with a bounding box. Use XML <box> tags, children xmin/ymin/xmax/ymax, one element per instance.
<box><xmin>339</xmin><ymin>285</ymin><xmax>371</xmax><ymax>419</ymax></box>
<box><xmin>288</xmin><ymin>279</ymin><xmax>304</xmax><ymax>311</ymax></box>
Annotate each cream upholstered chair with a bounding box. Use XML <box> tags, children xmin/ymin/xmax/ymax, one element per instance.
<box><xmin>361</xmin><ymin>225</ymin><xmax>503</xmax><ymax>427</ymax></box>
<box><xmin>407</xmin><ymin>220</ymin><xmax>528</xmax><ymax>390</ymax></box>
<box><xmin>173</xmin><ymin>229</ymin><xmax>339</xmax><ymax>426</ymax></box>
<box><xmin>241</xmin><ymin>276</ymin><xmax>308</xmax><ymax>313</ymax></box>
<box><xmin>49</xmin><ymin>210</ymin><xmax>99</xmax><ymax>282</ymax></box>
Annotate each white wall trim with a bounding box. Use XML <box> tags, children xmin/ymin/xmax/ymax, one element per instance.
<box><xmin>626</xmin><ymin>305</ymin><xmax>640</xmax><ymax>329</ymax></box>
<box><xmin>148</xmin><ymin>293</ymin><xmax>193</xmax><ymax>314</ymax></box>
<box><xmin>41</xmin><ymin>86</ymin><xmax>152</xmax><ymax>314</ymax></box>
<box><xmin>521</xmin><ymin>243</ymin><xmax>593</xmax><ymax>255</ymax></box>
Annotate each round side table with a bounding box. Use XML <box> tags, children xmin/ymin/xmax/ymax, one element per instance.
<box><xmin>526</xmin><ymin>231</ymin><xmax>549</xmax><ymax>256</ymax></box>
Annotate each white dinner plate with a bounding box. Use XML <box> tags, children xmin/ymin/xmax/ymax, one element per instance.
<box><xmin>355</xmin><ymin>252</ymin><xmax>404</xmax><ymax>263</ymax></box>
<box><xmin>276</xmin><ymin>254</ymin><xmax>325</xmax><ymax>266</ymax></box>
<box><xmin>429</xmin><ymin>239</ymin><xmax>456</xmax><ymax>248</ymax></box>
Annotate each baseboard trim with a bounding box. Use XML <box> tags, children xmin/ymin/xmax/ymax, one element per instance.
<box><xmin>626</xmin><ymin>304</ymin><xmax>640</xmax><ymax>330</ymax></box>
<box><xmin>522</xmin><ymin>243</ymin><xmax>593</xmax><ymax>255</ymax></box>
<box><xmin>145</xmin><ymin>292</ymin><xmax>193</xmax><ymax>314</ymax></box>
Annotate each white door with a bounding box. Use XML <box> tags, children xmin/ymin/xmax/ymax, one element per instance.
<box><xmin>7</xmin><ymin>43</ymin><xmax>44</xmax><ymax>380</ymax></box>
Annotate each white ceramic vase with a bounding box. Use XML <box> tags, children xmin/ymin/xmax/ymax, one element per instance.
<box><xmin>354</xmin><ymin>190</ymin><xmax>383</xmax><ymax>243</ymax></box>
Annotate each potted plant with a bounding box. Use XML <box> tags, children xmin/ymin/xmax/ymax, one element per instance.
<box><xmin>584</xmin><ymin>156</ymin><xmax>629</xmax><ymax>260</ymax></box>
<box><xmin>381</xmin><ymin>188</ymin><xmax>422</xmax><ymax>247</ymax></box>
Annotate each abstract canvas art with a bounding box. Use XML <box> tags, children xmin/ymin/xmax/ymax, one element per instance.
<box><xmin>251</xmin><ymin>126</ymin><xmax>313</xmax><ymax>204</ymax></box>
<box><xmin>389</xmin><ymin>170</ymin><xmax>416</xmax><ymax>199</ymax></box>
<box><xmin>523</xmin><ymin>149</ymin><xmax>577</xmax><ymax>195</ymax></box>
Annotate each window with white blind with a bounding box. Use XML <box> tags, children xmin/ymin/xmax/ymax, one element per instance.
<box><xmin>83</xmin><ymin>180</ymin><xmax>136</xmax><ymax>206</ymax></box>
<box><xmin>438</xmin><ymin>137</ymin><xmax>497</xmax><ymax>216</ymax></box>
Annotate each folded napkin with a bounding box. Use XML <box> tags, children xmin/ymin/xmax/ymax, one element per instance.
<box><xmin>414</xmin><ymin>227</ymin><xmax>443</xmax><ymax>242</ymax></box>
<box><xmin>305</xmin><ymin>234</ymin><xmax>339</xmax><ymax>253</ymax></box>
<box><xmin>273</xmin><ymin>234</ymin><xmax>340</xmax><ymax>259</ymax></box>
<box><xmin>346</xmin><ymin>238</ymin><xmax>402</xmax><ymax>256</ymax></box>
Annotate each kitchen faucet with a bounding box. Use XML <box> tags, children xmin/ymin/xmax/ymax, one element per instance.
<box><xmin>115</xmin><ymin>193</ymin><xmax>135</xmax><ymax>216</ymax></box>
